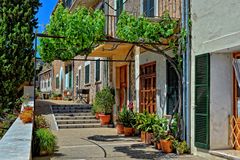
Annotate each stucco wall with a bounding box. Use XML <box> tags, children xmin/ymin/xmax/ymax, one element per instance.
<box><xmin>135</xmin><ymin>49</ymin><xmax>167</xmax><ymax>116</ymax></box>
<box><xmin>191</xmin><ymin>0</ymin><xmax>240</xmax><ymax>55</ymax></box>
<box><xmin>209</xmin><ymin>53</ymin><xmax>233</xmax><ymax>149</ymax></box>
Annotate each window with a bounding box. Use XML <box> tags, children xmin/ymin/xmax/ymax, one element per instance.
<box><xmin>95</xmin><ymin>59</ymin><xmax>100</xmax><ymax>82</ymax></box>
<box><xmin>56</xmin><ymin>76</ymin><xmax>59</xmax><ymax>89</ymax></box>
<box><xmin>69</xmin><ymin>65</ymin><xmax>72</xmax><ymax>89</ymax></box>
<box><xmin>85</xmin><ymin>64</ymin><xmax>90</xmax><ymax>84</ymax></box>
<box><xmin>65</xmin><ymin>0</ymin><xmax>73</xmax><ymax>8</ymax></box>
<box><xmin>76</xmin><ymin>75</ymin><xmax>79</xmax><ymax>87</ymax></box>
<box><xmin>48</xmin><ymin>79</ymin><xmax>50</xmax><ymax>87</ymax></box>
<box><xmin>143</xmin><ymin>0</ymin><xmax>155</xmax><ymax>17</ymax></box>
<box><xmin>116</xmin><ymin>0</ymin><xmax>124</xmax><ymax>17</ymax></box>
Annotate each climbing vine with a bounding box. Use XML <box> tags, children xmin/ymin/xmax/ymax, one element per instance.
<box><xmin>116</xmin><ymin>11</ymin><xmax>183</xmax><ymax>138</ymax></box>
<box><xmin>39</xmin><ymin>4</ymin><xmax>105</xmax><ymax>62</ymax></box>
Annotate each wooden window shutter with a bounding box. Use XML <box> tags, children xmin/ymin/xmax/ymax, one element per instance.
<box><xmin>85</xmin><ymin>65</ymin><xmax>90</xmax><ymax>84</ymax></box>
<box><xmin>95</xmin><ymin>59</ymin><xmax>100</xmax><ymax>82</ymax></box>
<box><xmin>117</xmin><ymin>0</ymin><xmax>123</xmax><ymax>17</ymax></box>
<box><xmin>116</xmin><ymin>67</ymin><xmax>120</xmax><ymax>89</ymax></box>
<box><xmin>195</xmin><ymin>53</ymin><xmax>210</xmax><ymax>149</ymax></box>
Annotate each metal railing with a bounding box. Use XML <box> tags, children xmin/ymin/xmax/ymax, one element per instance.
<box><xmin>105</xmin><ymin>15</ymin><xmax>117</xmax><ymax>38</ymax></box>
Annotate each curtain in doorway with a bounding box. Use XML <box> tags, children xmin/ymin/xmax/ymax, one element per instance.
<box><xmin>233</xmin><ymin>58</ymin><xmax>240</xmax><ymax>88</ymax></box>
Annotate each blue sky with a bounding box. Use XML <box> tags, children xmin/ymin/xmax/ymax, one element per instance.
<box><xmin>36</xmin><ymin>0</ymin><xmax>58</xmax><ymax>32</ymax></box>
<box><xmin>36</xmin><ymin>0</ymin><xmax>58</xmax><ymax>58</ymax></box>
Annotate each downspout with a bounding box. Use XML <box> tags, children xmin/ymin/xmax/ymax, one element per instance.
<box><xmin>181</xmin><ymin>0</ymin><xmax>186</xmax><ymax>141</ymax></box>
<box><xmin>185</xmin><ymin>0</ymin><xmax>191</xmax><ymax>146</ymax></box>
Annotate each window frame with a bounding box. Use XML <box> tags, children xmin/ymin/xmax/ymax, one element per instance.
<box><xmin>95</xmin><ymin>58</ymin><xmax>101</xmax><ymax>82</ymax></box>
<box><xmin>140</xmin><ymin>0</ymin><xmax>158</xmax><ymax>17</ymax></box>
<box><xmin>84</xmin><ymin>62</ymin><xmax>90</xmax><ymax>85</ymax></box>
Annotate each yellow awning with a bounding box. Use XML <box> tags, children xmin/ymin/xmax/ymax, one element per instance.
<box><xmin>89</xmin><ymin>43</ymin><xmax>134</xmax><ymax>60</ymax></box>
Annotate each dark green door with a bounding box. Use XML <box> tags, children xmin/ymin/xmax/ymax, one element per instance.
<box><xmin>166</xmin><ymin>61</ymin><xmax>178</xmax><ymax>115</ymax></box>
<box><xmin>195</xmin><ymin>53</ymin><xmax>210</xmax><ymax>149</ymax></box>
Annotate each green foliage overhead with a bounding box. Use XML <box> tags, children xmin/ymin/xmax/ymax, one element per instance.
<box><xmin>116</xmin><ymin>11</ymin><xmax>178</xmax><ymax>43</ymax></box>
<box><xmin>39</xmin><ymin>4</ymin><xmax>105</xmax><ymax>62</ymax></box>
<box><xmin>0</xmin><ymin>0</ymin><xmax>40</xmax><ymax>114</ymax></box>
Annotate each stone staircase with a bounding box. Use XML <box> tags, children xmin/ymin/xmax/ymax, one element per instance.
<box><xmin>52</xmin><ymin>104</ymin><xmax>103</xmax><ymax>129</ymax></box>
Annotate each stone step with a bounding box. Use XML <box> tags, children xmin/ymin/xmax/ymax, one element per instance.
<box><xmin>56</xmin><ymin>119</ymin><xmax>100</xmax><ymax>124</ymax></box>
<box><xmin>51</xmin><ymin>105</ymin><xmax>91</xmax><ymax>110</ymax></box>
<box><xmin>55</xmin><ymin>115</ymin><xmax>96</xmax><ymax>120</ymax></box>
<box><xmin>52</xmin><ymin>109</ymin><xmax>91</xmax><ymax>113</ymax></box>
<box><xmin>54</xmin><ymin>113</ymin><xmax>93</xmax><ymax>116</ymax></box>
<box><xmin>58</xmin><ymin>123</ymin><xmax>106</xmax><ymax>129</ymax></box>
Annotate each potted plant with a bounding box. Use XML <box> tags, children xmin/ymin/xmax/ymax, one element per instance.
<box><xmin>35</xmin><ymin>128</ymin><xmax>56</xmax><ymax>156</ymax></box>
<box><xmin>137</xmin><ymin>113</ymin><xmax>157</xmax><ymax>144</ymax></box>
<box><xmin>91</xmin><ymin>104</ymin><xmax>101</xmax><ymax>119</ymax></box>
<box><xmin>93</xmin><ymin>87</ymin><xmax>115</xmax><ymax>125</ymax></box>
<box><xmin>153</xmin><ymin>117</ymin><xmax>168</xmax><ymax>149</ymax></box>
<box><xmin>116</xmin><ymin>106</ymin><xmax>124</xmax><ymax>134</ymax></box>
<box><xmin>173</xmin><ymin>140</ymin><xmax>189</xmax><ymax>155</ymax></box>
<box><xmin>135</xmin><ymin>112</ymin><xmax>147</xmax><ymax>142</ymax></box>
<box><xmin>160</xmin><ymin>130</ymin><xmax>175</xmax><ymax>153</ymax></box>
<box><xmin>57</xmin><ymin>93</ymin><xmax>62</xmax><ymax>100</ymax></box>
<box><xmin>120</xmin><ymin>105</ymin><xmax>135</xmax><ymax>136</ymax></box>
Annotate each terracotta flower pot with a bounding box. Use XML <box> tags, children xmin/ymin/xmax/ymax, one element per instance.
<box><xmin>141</xmin><ymin>131</ymin><xmax>146</xmax><ymax>143</ymax></box>
<box><xmin>160</xmin><ymin>140</ymin><xmax>173</xmax><ymax>153</ymax></box>
<box><xmin>156</xmin><ymin>142</ymin><xmax>161</xmax><ymax>150</ymax></box>
<box><xmin>95</xmin><ymin>113</ymin><xmax>100</xmax><ymax>119</ymax></box>
<box><xmin>99</xmin><ymin>114</ymin><xmax>111</xmax><ymax>125</ymax></box>
<box><xmin>145</xmin><ymin>132</ymin><xmax>153</xmax><ymax>145</ymax></box>
<box><xmin>124</xmin><ymin>127</ymin><xmax>133</xmax><ymax>136</ymax></box>
<box><xmin>116</xmin><ymin>124</ymin><xmax>124</xmax><ymax>134</ymax></box>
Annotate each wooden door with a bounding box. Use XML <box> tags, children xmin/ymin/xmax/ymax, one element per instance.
<box><xmin>119</xmin><ymin>65</ymin><xmax>127</xmax><ymax>110</ymax></box>
<box><xmin>140</xmin><ymin>62</ymin><xmax>156</xmax><ymax>113</ymax></box>
<box><xmin>233</xmin><ymin>53</ymin><xmax>240</xmax><ymax>149</ymax></box>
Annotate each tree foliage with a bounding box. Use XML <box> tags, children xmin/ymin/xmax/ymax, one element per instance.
<box><xmin>117</xmin><ymin>11</ymin><xmax>178</xmax><ymax>43</ymax></box>
<box><xmin>39</xmin><ymin>4</ymin><xmax>105</xmax><ymax>62</ymax></box>
<box><xmin>0</xmin><ymin>0</ymin><xmax>40</xmax><ymax>114</ymax></box>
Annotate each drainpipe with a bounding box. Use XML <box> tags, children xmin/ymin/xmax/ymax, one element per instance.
<box><xmin>185</xmin><ymin>0</ymin><xmax>191</xmax><ymax>146</ymax></box>
<box><xmin>181</xmin><ymin>0</ymin><xmax>186</xmax><ymax>141</ymax></box>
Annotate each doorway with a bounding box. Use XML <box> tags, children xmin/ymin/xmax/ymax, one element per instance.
<box><xmin>233</xmin><ymin>53</ymin><xmax>240</xmax><ymax>149</ymax></box>
<box><xmin>140</xmin><ymin>62</ymin><xmax>156</xmax><ymax>113</ymax></box>
<box><xmin>119</xmin><ymin>65</ymin><xmax>127</xmax><ymax>110</ymax></box>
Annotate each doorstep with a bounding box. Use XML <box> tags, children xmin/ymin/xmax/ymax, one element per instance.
<box><xmin>209</xmin><ymin>149</ymin><xmax>240</xmax><ymax>160</ymax></box>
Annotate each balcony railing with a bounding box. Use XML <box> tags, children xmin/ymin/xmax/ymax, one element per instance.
<box><xmin>105</xmin><ymin>15</ymin><xmax>117</xmax><ymax>38</ymax></box>
<box><xmin>158</xmin><ymin>0</ymin><xmax>181</xmax><ymax>19</ymax></box>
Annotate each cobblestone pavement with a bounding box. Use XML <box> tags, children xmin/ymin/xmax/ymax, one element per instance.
<box><xmin>33</xmin><ymin>127</ymin><xmax>208</xmax><ymax>160</ymax></box>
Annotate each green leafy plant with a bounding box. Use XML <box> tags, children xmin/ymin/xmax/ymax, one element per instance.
<box><xmin>93</xmin><ymin>86</ymin><xmax>115</xmax><ymax>115</ymax></box>
<box><xmin>120</xmin><ymin>105</ymin><xmax>135</xmax><ymax>127</ymax></box>
<box><xmin>35</xmin><ymin>128</ymin><xmax>56</xmax><ymax>155</ymax></box>
<box><xmin>35</xmin><ymin>115</ymin><xmax>49</xmax><ymax>129</ymax></box>
<box><xmin>173</xmin><ymin>140</ymin><xmax>189</xmax><ymax>154</ymax></box>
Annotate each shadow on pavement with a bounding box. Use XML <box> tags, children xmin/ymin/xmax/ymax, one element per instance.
<box><xmin>88</xmin><ymin>135</ymin><xmax>140</xmax><ymax>142</ymax></box>
<box><xmin>113</xmin><ymin>143</ymin><xmax>179</xmax><ymax>159</ymax></box>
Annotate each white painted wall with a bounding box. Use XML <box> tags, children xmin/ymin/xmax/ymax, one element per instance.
<box><xmin>191</xmin><ymin>0</ymin><xmax>240</xmax><ymax>55</ymax></box>
<box><xmin>209</xmin><ymin>53</ymin><xmax>233</xmax><ymax>149</ymax></box>
<box><xmin>135</xmin><ymin>50</ymin><xmax>167</xmax><ymax>116</ymax></box>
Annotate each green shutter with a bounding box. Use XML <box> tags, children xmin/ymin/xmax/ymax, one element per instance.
<box><xmin>69</xmin><ymin>65</ymin><xmax>72</xmax><ymax>89</ymax></box>
<box><xmin>56</xmin><ymin>77</ymin><xmax>59</xmax><ymax>89</ymax></box>
<box><xmin>95</xmin><ymin>59</ymin><xmax>100</xmax><ymax>82</ymax></box>
<box><xmin>117</xmin><ymin>0</ymin><xmax>123</xmax><ymax>17</ymax></box>
<box><xmin>195</xmin><ymin>53</ymin><xmax>210</xmax><ymax>149</ymax></box>
<box><xmin>85</xmin><ymin>65</ymin><xmax>90</xmax><ymax>84</ymax></box>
